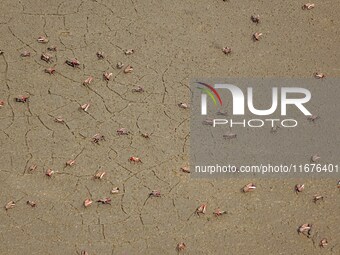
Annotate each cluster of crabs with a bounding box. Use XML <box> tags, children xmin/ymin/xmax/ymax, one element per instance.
<box><xmin>220</xmin><ymin>4</ymin><xmax>325</xmax><ymax>80</ymax></box>
<box><xmin>0</xmin><ymin>1</ymin><xmax>335</xmax><ymax>253</ymax></box>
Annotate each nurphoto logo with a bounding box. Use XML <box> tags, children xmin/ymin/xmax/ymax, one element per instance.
<box><xmin>196</xmin><ymin>81</ymin><xmax>312</xmax><ymax>128</ymax></box>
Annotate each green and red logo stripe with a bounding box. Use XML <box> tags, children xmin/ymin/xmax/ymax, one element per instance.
<box><xmin>196</xmin><ymin>82</ymin><xmax>223</xmax><ymax>106</ymax></box>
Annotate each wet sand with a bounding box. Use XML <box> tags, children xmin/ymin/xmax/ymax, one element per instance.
<box><xmin>0</xmin><ymin>0</ymin><xmax>339</xmax><ymax>254</ymax></box>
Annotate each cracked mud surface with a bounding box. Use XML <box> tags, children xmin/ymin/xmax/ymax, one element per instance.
<box><xmin>0</xmin><ymin>0</ymin><xmax>339</xmax><ymax>254</ymax></box>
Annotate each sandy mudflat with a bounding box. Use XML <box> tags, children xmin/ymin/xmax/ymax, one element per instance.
<box><xmin>0</xmin><ymin>0</ymin><xmax>339</xmax><ymax>254</ymax></box>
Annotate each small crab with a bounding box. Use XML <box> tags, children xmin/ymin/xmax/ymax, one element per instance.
<box><xmin>97</xmin><ymin>198</ymin><xmax>111</xmax><ymax>204</ymax></box>
<box><xmin>0</xmin><ymin>50</ymin><xmax>3</xmax><ymax>55</ymax></box>
<box><xmin>270</xmin><ymin>125</ymin><xmax>280</xmax><ymax>133</ymax></box>
<box><xmin>116</xmin><ymin>62</ymin><xmax>124</xmax><ymax>69</ymax></box>
<box><xmin>66</xmin><ymin>159</ymin><xmax>76</xmax><ymax>166</ymax></box>
<box><xmin>117</xmin><ymin>128</ymin><xmax>129</xmax><ymax>135</ymax></box>
<box><xmin>337</xmin><ymin>180</ymin><xmax>340</xmax><ymax>188</ymax></box>
<box><xmin>47</xmin><ymin>46</ymin><xmax>57</xmax><ymax>51</ymax></box>
<box><xmin>202</xmin><ymin>119</ymin><xmax>213</xmax><ymax>126</ymax></box>
<box><xmin>132</xmin><ymin>86</ymin><xmax>144</xmax><ymax>92</ymax></box>
<box><xmin>27</xmin><ymin>200</ymin><xmax>37</xmax><ymax>207</ymax></box>
<box><xmin>0</xmin><ymin>100</ymin><xmax>5</xmax><ymax>107</ymax></box>
<box><xmin>103</xmin><ymin>72</ymin><xmax>112</xmax><ymax>81</ymax></box>
<box><xmin>253</xmin><ymin>32</ymin><xmax>263</xmax><ymax>41</ymax></box>
<box><xmin>302</xmin><ymin>3</ymin><xmax>315</xmax><ymax>10</ymax></box>
<box><xmin>311</xmin><ymin>154</ymin><xmax>320</xmax><ymax>163</ymax></box>
<box><xmin>181</xmin><ymin>166</ymin><xmax>190</xmax><ymax>173</ymax></box>
<box><xmin>45</xmin><ymin>67</ymin><xmax>55</xmax><ymax>74</ymax></box>
<box><xmin>213</xmin><ymin>208</ymin><xmax>227</xmax><ymax>216</ymax></box>
<box><xmin>313</xmin><ymin>195</ymin><xmax>324</xmax><ymax>203</ymax></box>
<box><xmin>141</xmin><ymin>133</ymin><xmax>150</xmax><ymax>139</ymax></box>
<box><xmin>298</xmin><ymin>223</ymin><xmax>312</xmax><ymax>236</ymax></box>
<box><xmin>92</xmin><ymin>133</ymin><xmax>105</xmax><ymax>143</ymax></box>
<box><xmin>28</xmin><ymin>164</ymin><xmax>37</xmax><ymax>172</ymax></box>
<box><xmin>307</xmin><ymin>115</ymin><xmax>320</xmax><ymax>122</ymax></box>
<box><xmin>129</xmin><ymin>156</ymin><xmax>142</xmax><ymax>163</ymax></box>
<box><xmin>80</xmin><ymin>251</ymin><xmax>89</xmax><ymax>255</ymax></box>
<box><xmin>124</xmin><ymin>65</ymin><xmax>133</xmax><ymax>73</ymax></box>
<box><xmin>20</xmin><ymin>50</ymin><xmax>30</xmax><ymax>57</ymax></box>
<box><xmin>83</xmin><ymin>199</ymin><xmax>93</xmax><ymax>208</ymax></box>
<box><xmin>196</xmin><ymin>204</ymin><xmax>207</xmax><ymax>215</ymax></box>
<box><xmin>54</xmin><ymin>116</ymin><xmax>64</xmax><ymax>123</ymax></box>
<box><xmin>314</xmin><ymin>72</ymin><xmax>325</xmax><ymax>79</ymax></box>
<box><xmin>80</xmin><ymin>103</ymin><xmax>90</xmax><ymax>112</ymax></box>
<box><xmin>295</xmin><ymin>184</ymin><xmax>305</xmax><ymax>194</ymax></box>
<box><xmin>243</xmin><ymin>183</ymin><xmax>256</xmax><ymax>192</ymax></box>
<box><xmin>124</xmin><ymin>49</ymin><xmax>134</xmax><ymax>55</ymax></box>
<box><xmin>96</xmin><ymin>51</ymin><xmax>104</xmax><ymax>59</ymax></box>
<box><xmin>178</xmin><ymin>102</ymin><xmax>189</xmax><ymax>109</ymax></box>
<box><xmin>45</xmin><ymin>169</ymin><xmax>54</xmax><ymax>177</ymax></box>
<box><xmin>176</xmin><ymin>242</ymin><xmax>186</xmax><ymax>252</ymax></box>
<box><xmin>5</xmin><ymin>201</ymin><xmax>15</xmax><ymax>210</ymax></box>
<box><xmin>251</xmin><ymin>14</ymin><xmax>260</xmax><ymax>23</ymax></box>
<box><xmin>41</xmin><ymin>53</ymin><xmax>52</xmax><ymax>63</ymax></box>
<box><xmin>37</xmin><ymin>36</ymin><xmax>48</xmax><ymax>43</ymax></box>
<box><xmin>222</xmin><ymin>47</ymin><xmax>232</xmax><ymax>54</ymax></box>
<box><xmin>111</xmin><ymin>187</ymin><xmax>120</xmax><ymax>194</ymax></box>
<box><xmin>65</xmin><ymin>59</ymin><xmax>80</xmax><ymax>68</ymax></box>
<box><xmin>83</xmin><ymin>76</ymin><xmax>93</xmax><ymax>85</ymax></box>
<box><xmin>216</xmin><ymin>110</ymin><xmax>228</xmax><ymax>116</ymax></box>
<box><xmin>319</xmin><ymin>238</ymin><xmax>328</xmax><ymax>248</ymax></box>
<box><xmin>15</xmin><ymin>95</ymin><xmax>29</xmax><ymax>103</ymax></box>
<box><xmin>223</xmin><ymin>132</ymin><xmax>237</xmax><ymax>139</ymax></box>
<box><xmin>149</xmin><ymin>190</ymin><xmax>161</xmax><ymax>197</ymax></box>
<box><xmin>94</xmin><ymin>171</ymin><xmax>106</xmax><ymax>180</ymax></box>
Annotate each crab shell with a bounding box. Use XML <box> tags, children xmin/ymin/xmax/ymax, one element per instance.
<box><xmin>181</xmin><ymin>166</ymin><xmax>190</xmax><ymax>173</ymax></box>
<box><xmin>45</xmin><ymin>169</ymin><xmax>54</xmax><ymax>177</ymax></box>
<box><xmin>37</xmin><ymin>36</ymin><xmax>49</xmax><ymax>43</ymax></box>
<box><xmin>21</xmin><ymin>51</ymin><xmax>31</xmax><ymax>57</ymax></box>
<box><xmin>124</xmin><ymin>65</ymin><xmax>133</xmax><ymax>73</ymax></box>
<box><xmin>222</xmin><ymin>47</ymin><xmax>232</xmax><ymax>54</ymax></box>
<box><xmin>103</xmin><ymin>72</ymin><xmax>112</xmax><ymax>80</ymax></box>
<box><xmin>295</xmin><ymin>184</ymin><xmax>305</xmax><ymax>193</ymax></box>
<box><xmin>29</xmin><ymin>164</ymin><xmax>37</xmax><ymax>172</ymax></box>
<box><xmin>83</xmin><ymin>76</ymin><xmax>93</xmax><ymax>85</ymax></box>
<box><xmin>66</xmin><ymin>159</ymin><xmax>76</xmax><ymax>166</ymax></box>
<box><xmin>196</xmin><ymin>204</ymin><xmax>207</xmax><ymax>214</ymax></box>
<box><xmin>45</xmin><ymin>68</ymin><xmax>55</xmax><ymax>74</ymax></box>
<box><xmin>243</xmin><ymin>183</ymin><xmax>256</xmax><ymax>192</ymax></box>
<box><xmin>320</xmin><ymin>238</ymin><xmax>328</xmax><ymax>247</ymax></box>
<box><xmin>5</xmin><ymin>201</ymin><xmax>16</xmax><ymax>210</ymax></box>
<box><xmin>314</xmin><ymin>72</ymin><xmax>325</xmax><ymax>78</ymax></box>
<box><xmin>177</xmin><ymin>242</ymin><xmax>186</xmax><ymax>251</ymax></box>
<box><xmin>311</xmin><ymin>154</ymin><xmax>320</xmax><ymax>162</ymax></box>
<box><xmin>111</xmin><ymin>187</ymin><xmax>120</xmax><ymax>194</ymax></box>
<box><xmin>129</xmin><ymin>156</ymin><xmax>141</xmax><ymax>162</ymax></box>
<box><xmin>84</xmin><ymin>199</ymin><xmax>93</xmax><ymax>207</ymax></box>
<box><xmin>253</xmin><ymin>32</ymin><xmax>263</xmax><ymax>41</ymax></box>
<box><xmin>27</xmin><ymin>200</ymin><xmax>37</xmax><ymax>207</ymax></box>
<box><xmin>302</xmin><ymin>3</ymin><xmax>315</xmax><ymax>10</ymax></box>
<box><xmin>81</xmin><ymin>103</ymin><xmax>90</xmax><ymax>111</ymax></box>
<box><xmin>298</xmin><ymin>223</ymin><xmax>311</xmax><ymax>234</ymax></box>
<box><xmin>94</xmin><ymin>171</ymin><xmax>106</xmax><ymax>179</ymax></box>
<box><xmin>251</xmin><ymin>15</ymin><xmax>260</xmax><ymax>23</ymax></box>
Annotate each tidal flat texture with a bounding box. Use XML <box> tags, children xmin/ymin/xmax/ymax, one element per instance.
<box><xmin>0</xmin><ymin>0</ymin><xmax>339</xmax><ymax>254</ymax></box>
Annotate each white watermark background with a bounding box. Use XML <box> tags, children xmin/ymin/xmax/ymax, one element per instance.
<box><xmin>190</xmin><ymin>78</ymin><xmax>340</xmax><ymax>178</ymax></box>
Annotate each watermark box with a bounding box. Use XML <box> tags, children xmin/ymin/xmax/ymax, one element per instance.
<box><xmin>190</xmin><ymin>78</ymin><xmax>340</xmax><ymax>178</ymax></box>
